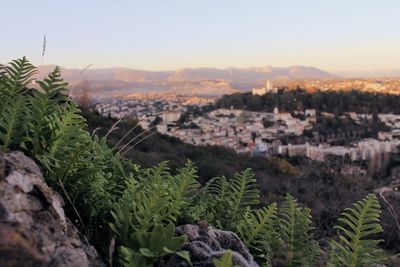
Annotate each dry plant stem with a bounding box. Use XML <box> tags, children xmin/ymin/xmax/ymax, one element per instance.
<box><xmin>379</xmin><ymin>191</ymin><xmax>400</xmax><ymax>236</ymax></box>
<box><xmin>118</xmin><ymin>126</ymin><xmax>156</xmax><ymax>153</ymax></box>
<box><xmin>114</xmin><ymin>123</ymin><xmax>140</xmax><ymax>149</ymax></box>
<box><xmin>58</xmin><ymin>178</ymin><xmax>89</xmax><ymax>240</ymax></box>
<box><xmin>108</xmin><ymin>237</ymin><xmax>115</xmax><ymax>267</ymax></box>
<box><xmin>121</xmin><ymin>130</ymin><xmax>158</xmax><ymax>156</ymax></box>
<box><xmin>105</xmin><ymin>119</ymin><xmax>121</xmax><ymax>140</ymax></box>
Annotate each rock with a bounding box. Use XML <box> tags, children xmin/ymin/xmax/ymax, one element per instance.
<box><xmin>0</xmin><ymin>151</ymin><xmax>106</xmax><ymax>267</ymax></box>
<box><xmin>161</xmin><ymin>222</ymin><xmax>259</xmax><ymax>267</ymax></box>
<box><xmin>0</xmin><ymin>224</ymin><xmax>47</xmax><ymax>267</ymax></box>
<box><xmin>0</xmin><ymin>150</ymin><xmax>5</xmax><ymax>179</ymax></box>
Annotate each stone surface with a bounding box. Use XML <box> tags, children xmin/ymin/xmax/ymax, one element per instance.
<box><xmin>0</xmin><ymin>151</ymin><xmax>5</xmax><ymax>179</ymax></box>
<box><xmin>161</xmin><ymin>221</ymin><xmax>259</xmax><ymax>267</ymax></box>
<box><xmin>0</xmin><ymin>151</ymin><xmax>106</xmax><ymax>267</ymax></box>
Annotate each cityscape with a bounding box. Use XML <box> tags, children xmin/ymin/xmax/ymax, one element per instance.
<box><xmin>2</xmin><ymin>1</ymin><xmax>400</xmax><ymax>267</ymax></box>
<box><xmin>94</xmin><ymin>80</ymin><xmax>400</xmax><ymax>166</ymax></box>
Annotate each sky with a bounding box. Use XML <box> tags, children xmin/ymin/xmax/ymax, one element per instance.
<box><xmin>1</xmin><ymin>0</ymin><xmax>400</xmax><ymax>73</ymax></box>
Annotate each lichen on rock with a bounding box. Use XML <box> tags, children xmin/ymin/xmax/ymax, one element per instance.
<box><xmin>161</xmin><ymin>221</ymin><xmax>259</xmax><ymax>267</ymax></box>
<box><xmin>0</xmin><ymin>151</ymin><xmax>106</xmax><ymax>267</ymax></box>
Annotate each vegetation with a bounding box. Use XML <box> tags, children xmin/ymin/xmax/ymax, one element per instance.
<box><xmin>0</xmin><ymin>58</ymin><xmax>388</xmax><ymax>266</ymax></box>
<box><xmin>216</xmin><ymin>88</ymin><xmax>400</xmax><ymax>114</ymax></box>
<box><xmin>328</xmin><ymin>194</ymin><xmax>385</xmax><ymax>267</ymax></box>
<box><xmin>83</xmin><ymin>110</ymin><xmax>299</xmax><ymax>182</ymax></box>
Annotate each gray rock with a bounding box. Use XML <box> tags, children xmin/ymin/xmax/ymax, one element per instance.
<box><xmin>162</xmin><ymin>221</ymin><xmax>259</xmax><ymax>267</ymax></box>
<box><xmin>0</xmin><ymin>151</ymin><xmax>106</xmax><ymax>267</ymax></box>
<box><xmin>0</xmin><ymin>151</ymin><xmax>5</xmax><ymax>179</ymax></box>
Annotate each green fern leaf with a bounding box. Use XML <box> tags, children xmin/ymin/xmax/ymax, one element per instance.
<box><xmin>213</xmin><ymin>250</ymin><xmax>239</xmax><ymax>267</ymax></box>
<box><xmin>328</xmin><ymin>193</ymin><xmax>385</xmax><ymax>267</ymax></box>
<box><xmin>229</xmin><ymin>169</ymin><xmax>260</xmax><ymax>215</ymax></box>
<box><xmin>0</xmin><ymin>96</ymin><xmax>29</xmax><ymax>151</ymax></box>
<box><xmin>279</xmin><ymin>194</ymin><xmax>319</xmax><ymax>267</ymax></box>
<box><xmin>0</xmin><ymin>57</ymin><xmax>37</xmax><ymax>97</ymax></box>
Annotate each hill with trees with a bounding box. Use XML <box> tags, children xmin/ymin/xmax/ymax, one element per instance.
<box><xmin>216</xmin><ymin>88</ymin><xmax>400</xmax><ymax>114</ymax></box>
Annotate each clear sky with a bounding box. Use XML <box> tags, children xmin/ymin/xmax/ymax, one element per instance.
<box><xmin>1</xmin><ymin>0</ymin><xmax>399</xmax><ymax>72</ymax></box>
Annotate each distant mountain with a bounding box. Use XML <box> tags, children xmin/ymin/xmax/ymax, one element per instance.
<box><xmin>36</xmin><ymin>65</ymin><xmax>335</xmax><ymax>96</ymax></box>
<box><xmin>335</xmin><ymin>70</ymin><xmax>400</xmax><ymax>78</ymax></box>
<box><xmin>36</xmin><ymin>65</ymin><xmax>172</xmax><ymax>83</ymax></box>
<box><xmin>166</xmin><ymin>66</ymin><xmax>334</xmax><ymax>82</ymax></box>
<box><xmin>38</xmin><ymin>65</ymin><xmax>334</xmax><ymax>82</ymax></box>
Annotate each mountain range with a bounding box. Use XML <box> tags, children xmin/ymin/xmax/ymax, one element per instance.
<box><xmin>37</xmin><ymin>65</ymin><xmax>335</xmax><ymax>96</ymax></box>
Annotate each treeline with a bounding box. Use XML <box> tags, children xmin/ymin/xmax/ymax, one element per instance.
<box><xmin>216</xmin><ymin>88</ymin><xmax>400</xmax><ymax>114</ymax></box>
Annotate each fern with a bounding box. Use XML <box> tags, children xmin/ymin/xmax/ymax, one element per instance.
<box><xmin>110</xmin><ymin>162</ymin><xmax>192</xmax><ymax>241</ymax></box>
<box><xmin>119</xmin><ymin>247</ymin><xmax>152</xmax><ymax>267</ymax></box>
<box><xmin>109</xmin><ymin>179</ymin><xmax>138</xmax><ymax>245</ymax></box>
<box><xmin>0</xmin><ymin>58</ymin><xmax>37</xmax><ymax>151</ymax></box>
<box><xmin>236</xmin><ymin>204</ymin><xmax>278</xmax><ymax>265</ymax></box>
<box><xmin>0</xmin><ymin>96</ymin><xmax>29</xmax><ymax>151</ymax></box>
<box><xmin>136</xmin><ymin>223</ymin><xmax>187</xmax><ymax>258</ymax></box>
<box><xmin>0</xmin><ymin>57</ymin><xmax>37</xmax><ymax>97</ymax></box>
<box><xmin>278</xmin><ymin>194</ymin><xmax>320</xmax><ymax>267</ymax></box>
<box><xmin>229</xmin><ymin>169</ymin><xmax>260</xmax><ymax>218</ymax></box>
<box><xmin>328</xmin><ymin>193</ymin><xmax>385</xmax><ymax>267</ymax></box>
<box><xmin>213</xmin><ymin>250</ymin><xmax>238</xmax><ymax>267</ymax></box>
<box><xmin>168</xmin><ymin>161</ymin><xmax>202</xmax><ymax>221</ymax></box>
<box><xmin>28</xmin><ymin>67</ymin><xmax>68</xmax><ymax>154</ymax></box>
<box><xmin>204</xmin><ymin>169</ymin><xmax>260</xmax><ymax>229</ymax></box>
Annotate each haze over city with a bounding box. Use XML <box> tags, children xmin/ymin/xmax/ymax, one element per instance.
<box><xmin>1</xmin><ymin>0</ymin><xmax>400</xmax><ymax>76</ymax></box>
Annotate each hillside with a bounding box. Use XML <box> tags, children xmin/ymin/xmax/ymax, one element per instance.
<box><xmin>83</xmin><ymin>111</ymin><xmax>395</xmax><ymax>240</ymax></box>
<box><xmin>216</xmin><ymin>88</ymin><xmax>400</xmax><ymax>114</ymax></box>
<box><xmin>84</xmin><ymin>111</ymin><xmax>400</xmax><ymax>253</ymax></box>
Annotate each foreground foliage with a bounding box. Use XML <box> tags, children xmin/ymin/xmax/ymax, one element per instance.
<box><xmin>0</xmin><ymin>58</ymin><xmax>386</xmax><ymax>266</ymax></box>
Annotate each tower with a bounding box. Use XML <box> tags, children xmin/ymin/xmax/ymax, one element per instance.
<box><xmin>266</xmin><ymin>80</ymin><xmax>273</xmax><ymax>91</ymax></box>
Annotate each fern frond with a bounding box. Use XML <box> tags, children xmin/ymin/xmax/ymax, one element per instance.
<box><xmin>229</xmin><ymin>169</ymin><xmax>260</xmax><ymax>217</ymax></box>
<box><xmin>169</xmin><ymin>160</ymin><xmax>202</xmax><ymax>220</ymax></box>
<box><xmin>119</xmin><ymin>246</ymin><xmax>152</xmax><ymax>267</ymax></box>
<box><xmin>46</xmin><ymin>102</ymin><xmax>88</xmax><ymax>159</ymax></box>
<box><xmin>237</xmin><ymin>204</ymin><xmax>277</xmax><ymax>246</ymax></box>
<box><xmin>328</xmin><ymin>193</ymin><xmax>385</xmax><ymax>267</ymax></box>
<box><xmin>0</xmin><ymin>96</ymin><xmax>29</xmax><ymax>151</ymax></box>
<box><xmin>213</xmin><ymin>250</ymin><xmax>238</xmax><ymax>267</ymax></box>
<box><xmin>28</xmin><ymin>67</ymin><xmax>69</xmax><ymax>154</ymax></box>
<box><xmin>35</xmin><ymin>66</ymin><xmax>68</xmax><ymax>97</ymax></box>
<box><xmin>236</xmin><ymin>204</ymin><xmax>278</xmax><ymax>265</ymax></box>
<box><xmin>0</xmin><ymin>57</ymin><xmax>37</xmax><ymax>97</ymax></box>
<box><xmin>206</xmin><ymin>175</ymin><xmax>230</xmax><ymax>197</ymax></box>
<box><xmin>279</xmin><ymin>194</ymin><xmax>319</xmax><ymax>267</ymax></box>
<box><xmin>203</xmin><ymin>169</ymin><xmax>260</xmax><ymax>229</ymax></box>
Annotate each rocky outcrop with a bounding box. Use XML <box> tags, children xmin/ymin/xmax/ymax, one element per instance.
<box><xmin>0</xmin><ymin>151</ymin><xmax>106</xmax><ymax>267</ymax></box>
<box><xmin>161</xmin><ymin>221</ymin><xmax>259</xmax><ymax>267</ymax></box>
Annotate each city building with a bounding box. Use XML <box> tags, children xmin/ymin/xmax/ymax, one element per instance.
<box><xmin>252</xmin><ymin>80</ymin><xmax>277</xmax><ymax>95</ymax></box>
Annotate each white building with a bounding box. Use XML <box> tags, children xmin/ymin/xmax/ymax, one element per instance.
<box><xmin>156</xmin><ymin>124</ymin><xmax>168</xmax><ymax>134</ymax></box>
<box><xmin>162</xmin><ymin>111</ymin><xmax>181</xmax><ymax>123</ymax></box>
<box><xmin>252</xmin><ymin>80</ymin><xmax>277</xmax><ymax>95</ymax></box>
